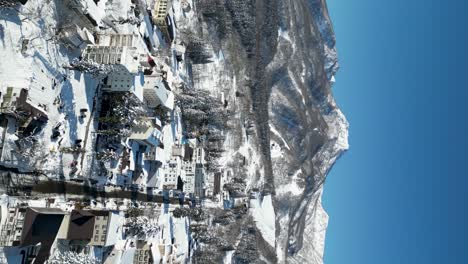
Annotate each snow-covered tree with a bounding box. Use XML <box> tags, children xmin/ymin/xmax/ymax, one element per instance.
<box><xmin>0</xmin><ymin>0</ymin><xmax>19</xmax><ymax>9</ymax></box>
<box><xmin>176</xmin><ymin>88</ymin><xmax>228</xmax><ymax>135</ymax></box>
<box><xmin>173</xmin><ymin>207</ymin><xmax>205</xmax><ymax>221</ymax></box>
<box><xmin>47</xmin><ymin>250</ymin><xmax>96</xmax><ymax>264</ymax></box>
<box><xmin>124</xmin><ymin>216</ymin><xmax>160</xmax><ymax>238</ymax></box>
<box><xmin>67</xmin><ymin>58</ymin><xmax>112</xmax><ymax>77</ymax></box>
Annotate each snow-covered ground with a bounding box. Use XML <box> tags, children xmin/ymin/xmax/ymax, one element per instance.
<box><xmin>250</xmin><ymin>195</ymin><xmax>276</xmax><ymax>248</ymax></box>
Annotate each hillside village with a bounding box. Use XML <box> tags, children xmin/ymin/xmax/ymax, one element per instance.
<box><xmin>0</xmin><ymin>0</ymin><xmax>264</xmax><ymax>263</ymax></box>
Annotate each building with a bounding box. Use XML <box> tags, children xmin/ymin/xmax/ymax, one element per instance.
<box><xmin>89</xmin><ymin>210</ymin><xmax>122</xmax><ymax>247</ymax></box>
<box><xmin>174</xmin><ymin>140</ymin><xmax>205</xmax><ymax>197</ymax></box>
<box><xmin>153</xmin><ymin>244</ymin><xmax>177</xmax><ymax>264</ymax></box>
<box><xmin>83</xmin><ymin>45</ymin><xmax>142</xmax><ymax>74</ymax></box>
<box><xmin>182</xmin><ymin>160</ymin><xmax>195</xmax><ymax>194</ymax></box>
<box><xmin>0</xmin><ymin>207</ymin><xmax>27</xmax><ymax>247</ymax></box>
<box><xmin>97</xmin><ymin>34</ymin><xmax>140</xmax><ymax>47</ymax></box>
<box><xmin>89</xmin><ymin>211</ymin><xmax>110</xmax><ymax>246</ymax></box>
<box><xmin>60</xmin><ymin>25</ymin><xmax>95</xmax><ymax>49</ymax></box>
<box><xmin>223</xmin><ymin>192</ymin><xmax>249</xmax><ymax>209</ymax></box>
<box><xmin>133</xmin><ymin>241</ymin><xmax>153</xmax><ymax>264</ymax></box>
<box><xmin>171</xmin><ymin>144</ymin><xmax>193</xmax><ymax>160</ymax></box>
<box><xmin>0</xmin><ymin>207</ymin><xmax>67</xmax><ymax>263</ymax></box>
<box><xmin>129</xmin><ymin>122</ymin><xmax>162</xmax><ymax>149</ymax></box>
<box><xmin>0</xmin><ymin>87</ymin><xmax>21</xmax><ymax>114</ymax></box>
<box><xmin>152</xmin><ymin>0</ymin><xmax>173</xmax><ymax>43</ymax></box>
<box><xmin>0</xmin><ymin>87</ymin><xmax>48</xmax><ymax>119</ymax></box>
<box><xmin>142</xmin><ymin>75</ymin><xmax>174</xmax><ymax>110</ymax></box>
<box><xmin>66</xmin><ymin>0</ymin><xmax>103</xmax><ymax>28</ymax></box>
<box><xmin>162</xmin><ymin>157</ymin><xmax>181</xmax><ymax>189</ymax></box>
<box><xmin>213</xmin><ymin>172</ymin><xmax>221</xmax><ymax>196</ymax></box>
<box><xmin>83</xmin><ymin>46</ymin><xmax>145</xmax><ymax>96</ymax></box>
<box><xmin>191</xmin><ymin>140</ymin><xmax>205</xmax><ymax>197</ymax></box>
<box><xmin>65</xmin><ymin>209</ymin><xmax>95</xmax><ymax>241</ymax></box>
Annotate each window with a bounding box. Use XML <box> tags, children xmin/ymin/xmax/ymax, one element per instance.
<box><xmin>95</xmin><ymin>230</ymin><xmax>99</xmax><ymax>234</ymax></box>
<box><xmin>94</xmin><ymin>236</ymin><xmax>98</xmax><ymax>242</ymax></box>
<box><xmin>101</xmin><ymin>235</ymin><xmax>106</xmax><ymax>242</ymax></box>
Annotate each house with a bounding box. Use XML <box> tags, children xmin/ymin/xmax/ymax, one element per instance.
<box><xmin>133</xmin><ymin>241</ymin><xmax>153</xmax><ymax>264</ymax></box>
<box><xmin>142</xmin><ymin>75</ymin><xmax>174</xmax><ymax>110</ymax></box>
<box><xmin>152</xmin><ymin>0</ymin><xmax>174</xmax><ymax>43</ymax></box>
<box><xmin>223</xmin><ymin>192</ymin><xmax>249</xmax><ymax>210</ymax></box>
<box><xmin>0</xmin><ymin>87</ymin><xmax>47</xmax><ymax>118</ymax></box>
<box><xmin>129</xmin><ymin>122</ymin><xmax>162</xmax><ymax>149</ymax></box>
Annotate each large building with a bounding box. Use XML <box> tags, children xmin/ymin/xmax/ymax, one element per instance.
<box><xmin>162</xmin><ymin>157</ymin><xmax>181</xmax><ymax>189</ymax></box>
<box><xmin>0</xmin><ymin>207</ymin><xmax>67</xmax><ymax>263</ymax></box>
<box><xmin>179</xmin><ymin>139</ymin><xmax>205</xmax><ymax>197</ymax></box>
<box><xmin>182</xmin><ymin>160</ymin><xmax>195</xmax><ymax>194</ymax></box>
<box><xmin>89</xmin><ymin>211</ymin><xmax>111</xmax><ymax>247</ymax></box>
<box><xmin>83</xmin><ymin>46</ymin><xmax>142</xmax><ymax>74</ymax></box>
<box><xmin>152</xmin><ymin>0</ymin><xmax>173</xmax><ymax>43</ymax></box>
<box><xmin>97</xmin><ymin>34</ymin><xmax>140</xmax><ymax>47</ymax></box>
<box><xmin>0</xmin><ymin>207</ymin><xmax>27</xmax><ymax>247</ymax></box>
<box><xmin>82</xmin><ymin>34</ymin><xmax>154</xmax><ymax>94</ymax></box>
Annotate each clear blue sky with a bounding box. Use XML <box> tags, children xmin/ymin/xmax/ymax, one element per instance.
<box><xmin>323</xmin><ymin>0</ymin><xmax>468</xmax><ymax>263</ymax></box>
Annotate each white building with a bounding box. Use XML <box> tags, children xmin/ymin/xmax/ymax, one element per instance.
<box><xmin>161</xmin><ymin>157</ymin><xmax>181</xmax><ymax>189</ymax></box>
<box><xmin>97</xmin><ymin>34</ymin><xmax>140</xmax><ymax>47</ymax></box>
<box><xmin>182</xmin><ymin>160</ymin><xmax>195</xmax><ymax>194</ymax></box>
<box><xmin>83</xmin><ymin>46</ymin><xmax>142</xmax><ymax>74</ymax></box>
<box><xmin>180</xmin><ymin>139</ymin><xmax>205</xmax><ymax>197</ymax></box>
<box><xmin>128</xmin><ymin>122</ymin><xmax>162</xmax><ymax>149</ymax></box>
<box><xmin>82</xmin><ymin>33</ymin><xmax>154</xmax><ymax>95</ymax></box>
<box><xmin>142</xmin><ymin>75</ymin><xmax>174</xmax><ymax>110</ymax></box>
<box><xmin>60</xmin><ymin>25</ymin><xmax>95</xmax><ymax>49</ymax></box>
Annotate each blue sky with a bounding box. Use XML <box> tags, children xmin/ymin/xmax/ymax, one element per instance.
<box><xmin>322</xmin><ymin>0</ymin><xmax>468</xmax><ymax>263</ymax></box>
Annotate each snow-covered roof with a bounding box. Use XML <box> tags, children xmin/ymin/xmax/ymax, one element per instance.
<box><xmin>105</xmin><ymin>212</ymin><xmax>124</xmax><ymax>247</ymax></box>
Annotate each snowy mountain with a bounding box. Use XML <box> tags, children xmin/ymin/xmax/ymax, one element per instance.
<box><xmin>181</xmin><ymin>0</ymin><xmax>348</xmax><ymax>263</ymax></box>
<box><xmin>0</xmin><ymin>0</ymin><xmax>346</xmax><ymax>263</ymax></box>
